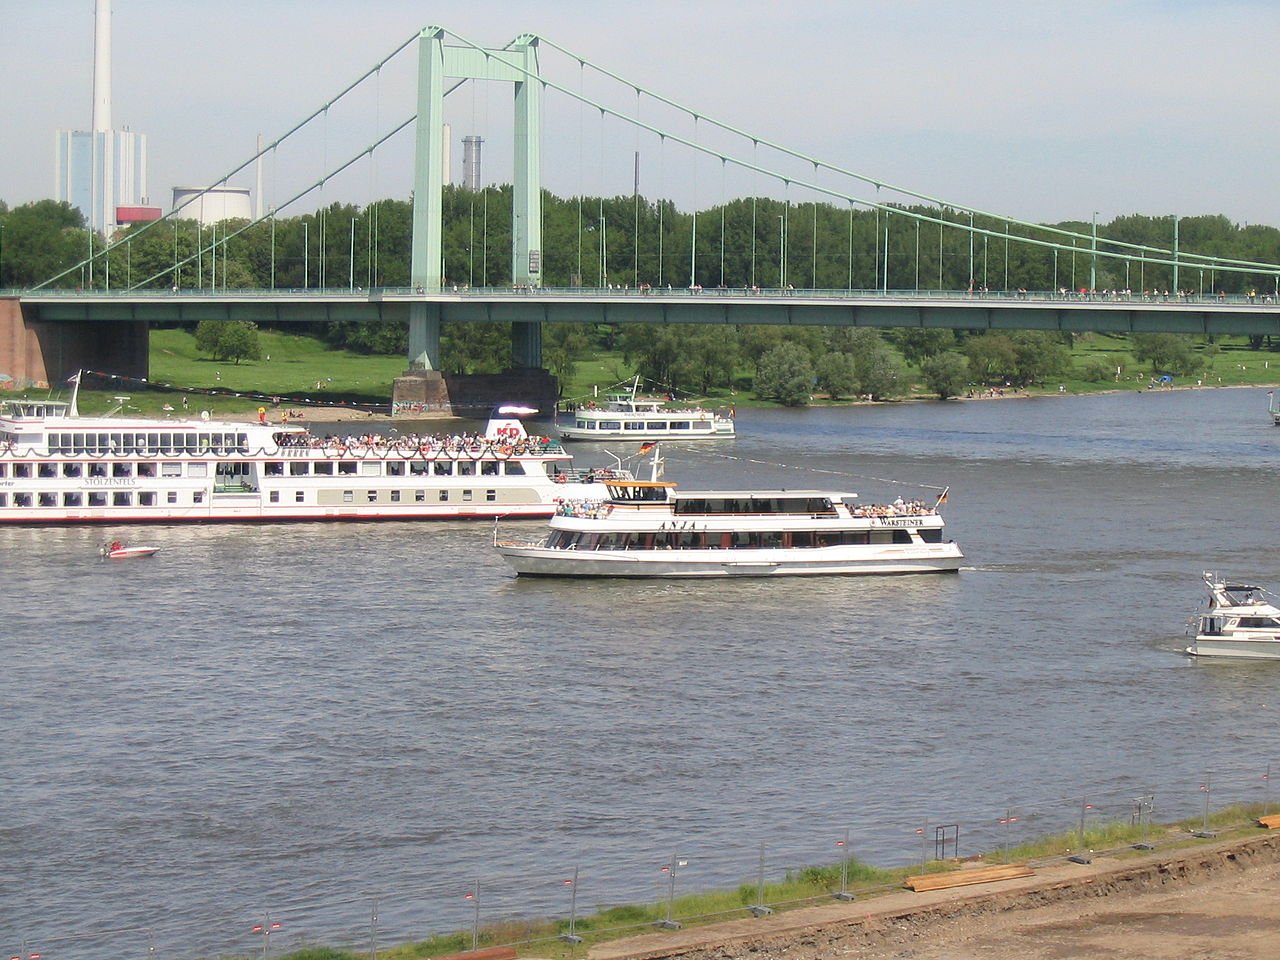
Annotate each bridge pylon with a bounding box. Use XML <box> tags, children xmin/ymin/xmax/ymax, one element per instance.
<box><xmin>408</xmin><ymin>27</ymin><xmax>543</xmax><ymax>373</ymax></box>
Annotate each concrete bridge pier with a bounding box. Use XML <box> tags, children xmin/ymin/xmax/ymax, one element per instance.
<box><xmin>511</xmin><ymin>320</ymin><xmax>542</xmax><ymax>369</ymax></box>
<box><xmin>0</xmin><ymin>297</ymin><xmax>148</xmax><ymax>389</ymax></box>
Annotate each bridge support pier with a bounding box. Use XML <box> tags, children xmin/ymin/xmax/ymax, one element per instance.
<box><xmin>511</xmin><ymin>320</ymin><xmax>542</xmax><ymax>369</ymax></box>
<box><xmin>0</xmin><ymin>298</ymin><xmax>148</xmax><ymax>388</ymax></box>
<box><xmin>408</xmin><ymin>301</ymin><xmax>441</xmax><ymax>370</ymax></box>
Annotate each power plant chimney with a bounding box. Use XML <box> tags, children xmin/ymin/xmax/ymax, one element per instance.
<box><xmin>92</xmin><ymin>0</ymin><xmax>111</xmax><ymax>132</ymax></box>
<box><xmin>463</xmin><ymin>135</ymin><xmax>483</xmax><ymax>191</ymax></box>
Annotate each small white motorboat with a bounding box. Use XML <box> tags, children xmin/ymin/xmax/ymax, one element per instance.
<box><xmin>100</xmin><ymin>541</ymin><xmax>160</xmax><ymax>560</ymax></box>
<box><xmin>1186</xmin><ymin>573</ymin><xmax>1280</xmax><ymax>659</ymax></box>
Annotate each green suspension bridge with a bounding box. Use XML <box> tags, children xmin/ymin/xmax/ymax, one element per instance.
<box><xmin>11</xmin><ymin>26</ymin><xmax>1280</xmax><ymax>392</ymax></box>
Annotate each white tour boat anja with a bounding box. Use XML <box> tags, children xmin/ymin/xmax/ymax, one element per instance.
<box><xmin>1186</xmin><ymin>573</ymin><xmax>1280</xmax><ymax>660</ymax></box>
<box><xmin>495</xmin><ymin>449</ymin><xmax>963</xmax><ymax>577</ymax></box>
<box><xmin>0</xmin><ymin>380</ymin><xmax>628</xmax><ymax>525</ymax></box>
<box><xmin>559</xmin><ymin>377</ymin><xmax>735</xmax><ymax>442</ymax></box>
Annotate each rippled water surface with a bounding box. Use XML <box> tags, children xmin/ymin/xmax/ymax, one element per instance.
<box><xmin>7</xmin><ymin>387</ymin><xmax>1280</xmax><ymax>957</ymax></box>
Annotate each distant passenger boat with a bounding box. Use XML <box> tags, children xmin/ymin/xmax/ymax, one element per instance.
<box><xmin>1186</xmin><ymin>573</ymin><xmax>1280</xmax><ymax>660</ymax></box>
<box><xmin>559</xmin><ymin>377</ymin><xmax>735</xmax><ymax>442</ymax></box>
<box><xmin>0</xmin><ymin>378</ymin><xmax>629</xmax><ymax>525</ymax></box>
<box><xmin>495</xmin><ymin>449</ymin><xmax>962</xmax><ymax>578</ymax></box>
<box><xmin>1269</xmin><ymin>391</ymin><xmax>1280</xmax><ymax>425</ymax></box>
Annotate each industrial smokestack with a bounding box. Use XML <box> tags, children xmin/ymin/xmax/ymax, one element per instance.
<box><xmin>92</xmin><ymin>0</ymin><xmax>111</xmax><ymax>132</ymax></box>
<box><xmin>463</xmin><ymin>135</ymin><xmax>483</xmax><ymax>191</ymax></box>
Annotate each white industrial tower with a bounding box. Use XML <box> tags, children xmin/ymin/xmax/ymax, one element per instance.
<box><xmin>55</xmin><ymin>0</ymin><xmax>148</xmax><ymax>233</ymax></box>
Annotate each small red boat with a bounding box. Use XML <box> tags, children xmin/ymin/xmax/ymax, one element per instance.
<box><xmin>101</xmin><ymin>541</ymin><xmax>160</xmax><ymax>560</ymax></box>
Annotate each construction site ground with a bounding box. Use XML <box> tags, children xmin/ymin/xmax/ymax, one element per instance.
<box><xmin>582</xmin><ymin>832</ymin><xmax>1280</xmax><ymax>960</ymax></box>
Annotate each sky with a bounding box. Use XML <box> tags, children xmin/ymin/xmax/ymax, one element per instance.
<box><xmin>4</xmin><ymin>0</ymin><xmax>1279</xmax><ymax>228</ymax></box>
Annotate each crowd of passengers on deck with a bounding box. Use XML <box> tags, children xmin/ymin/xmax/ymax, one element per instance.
<box><xmin>851</xmin><ymin>498</ymin><xmax>936</xmax><ymax>517</ymax></box>
<box><xmin>276</xmin><ymin>430</ymin><xmax>559</xmax><ymax>456</ymax></box>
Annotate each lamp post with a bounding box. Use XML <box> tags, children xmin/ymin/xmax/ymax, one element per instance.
<box><xmin>303</xmin><ymin>221</ymin><xmax>309</xmax><ymax>289</ymax></box>
<box><xmin>1090</xmin><ymin>211</ymin><xmax>1098</xmax><ymax>294</ymax></box>
<box><xmin>349</xmin><ymin>216</ymin><xmax>356</xmax><ymax>291</ymax></box>
<box><xmin>777</xmin><ymin>214</ymin><xmax>786</xmax><ymax>288</ymax></box>
<box><xmin>599</xmin><ymin>216</ymin><xmax>608</xmax><ymax>288</ymax></box>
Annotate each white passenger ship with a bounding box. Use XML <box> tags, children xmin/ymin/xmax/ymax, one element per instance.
<box><xmin>1186</xmin><ymin>573</ymin><xmax>1280</xmax><ymax>660</ymax></box>
<box><xmin>495</xmin><ymin>454</ymin><xmax>963</xmax><ymax>577</ymax></box>
<box><xmin>0</xmin><ymin>388</ymin><xmax>625</xmax><ymax>525</ymax></box>
<box><xmin>559</xmin><ymin>378</ymin><xmax>735</xmax><ymax>442</ymax></box>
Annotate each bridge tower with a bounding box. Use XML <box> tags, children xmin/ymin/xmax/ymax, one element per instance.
<box><xmin>408</xmin><ymin>27</ymin><xmax>543</xmax><ymax>372</ymax></box>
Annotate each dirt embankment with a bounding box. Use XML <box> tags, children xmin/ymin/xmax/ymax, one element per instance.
<box><xmin>587</xmin><ymin>833</ymin><xmax>1280</xmax><ymax>960</ymax></box>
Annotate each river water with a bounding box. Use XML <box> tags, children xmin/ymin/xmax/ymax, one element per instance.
<box><xmin>6</xmin><ymin>386</ymin><xmax>1280</xmax><ymax>958</ymax></box>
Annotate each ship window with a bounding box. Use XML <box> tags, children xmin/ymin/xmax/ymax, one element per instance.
<box><xmin>1237</xmin><ymin>617</ymin><xmax>1280</xmax><ymax>628</ymax></box>
<box><xmin>0</xmin><ymin>493</ymin><xmax>7</xmax><ymax>506</ymax></box>
<box><xmin>73</xmin><ymin>432</ymin><xmax>86</xmax><ymax>452</ymax></box>
<box><xmin>486</xmin><ymin>489</ymin><xmax>496</xmax><ymax>501</ymax></box>
<box><xmin>439</xmin><ymin>490</ymin><xmax>449</xmax><ymax>501</ymax></box>
<box><xmin>391</xmin><ymin>490</ymin><xmax>401</xmax><ymax>503</ymax></box>
<box><xmin>193</xmin><ymin>491</ymin><xmax>204</xmax><ymax>504</ymax></box>
<box><xmin>669</xmin><ymin>421</ymin><xmax>691</xmax><ymax>430</ymax></box>
<box><xmin>458</xmin><ymin>461</ymin><xmax>476</xmax><ymax>476</ymax></box>
<box><xmin>295</xmin><ymin>491</ymin><xmax>304</xmax><ymax>503</ymax></box>
<box><xmin>791</xmin><ymin>531</ymin><xmax>815</xmax><ymax>547</ymax></box>
<box><xmin>645</xmin><ymin>421</ymin><xmax>669</xmax><ymax>430</ymax></box>
<box><xmin>63</xmin><ymin>492</ymin><xmax>82</xmax><ymax>507</ymax></box>
<box><xmin>88</xmin><ymin>492</ymin><xmax>106</xmax><ymax>507</ymax></box>
<box><xmin>691</xmin><ymin>421</ymin><xmax>712</xmax><ymax>430</ymax></box>
<box><xmin>504</xmin><ymin>461</ymin><xmax>526</xmax><ymax>476</ymax></box>
<box><xmin>416</xmin><ymin>490</ymin><xmax>426</xmax><ymax>502</ymax></box>
<box><xmin>289</xmin><ymin>462</ymin><xmax>309</xmax><ymax>476</ymax></box>
<box><xmin>357</xmin><ymin>463</ymin><xmax>378</xmax><ymax>477</ymax></box>
<box><xmin>367</xmin><ymin>490</ymin><xmax>377</xmax><ymax>502</ymax></box>
<box><xmin>188</xmin><ymin>463</ymin><xmax>206</xmax><ymax>478</ymax></box>
<box><xmin>14</xmin><ymin>464</ymin><xmax>31</xmax><ymax>478</ymax></box>
<box><xmin>0</xmin><ymin>464</ymin><xmax>6</xmax><ymax>477</ymax></box>
<box><xmin>264</xmin><ymin>462</ymin><xmax>284</xmax><ymax>476</ymax></box>
<box><xmin>920</xmin><ymin>529</ymin><xmax>943</xmax><ymax>543</ymax></box>
<box><xmin>313</xmin><ymin>462</ymin><xmax>334</xmax><ymax>475</ymax></box>
<box><xmin>139</xmin><ymin>492</ymin><xmax>156</xmax><ymax>506</ymax></box>
<box><xmin>147</xmin><ymin>432</ymin><xmax>159</xmax><ymax>451</ymax></box>
<box><xmin>386</xmin><ymin>461</ymin><xmax>405</xmax><ymax>477</ymax></box>
<box><xmin>760</xmin><ymin>531</ymin><xmax>784</xmax><ymax>548</ymax></box>
<box><xmin>269</xmin><ymin>491</ymin><xmax>280</xmax><ymax>503</ymax></box>
<box><xmin>112</xmin><ymin>492</ymin><xmax>132</xmax><ymax>506</ymax></box>
<box><xmin>599</xmin><ymin>421</ymin><xmax>623</xmax><ymax>430</ymax></box>
<box><xmin>338</xmin><ymin>462</ymin><xmax>357</xmax><ymax>475</ymax></box>
<box><xmin>167</xmin><ymin>492</ymin><xmax>178</xmax><ymax>504</ymax></box>
<box><xmin>342</xmin><ymin>490</ymin><xmax>354</xmax><ymax>503</ymax></box>
<box><xmin>575</xmin><ymin>419</ymin><xmax>589</xmax><ymax>429</ymax></box>
<box><xmin>137</xmin><ymin>463</ymin><xmax>157</xmax><ymax>478</ymax></box>
<box><xmin>14</xmin><ymin>493</ymin><xmax>31</xmax><ymax>507</ymax></box>
<box><xmin>462</xmin><ymin>489</ymin><xmax>473</xmax><ymax>502</ymax></box>
<box><xmin>39</xmin><ymin>492</ymin><xmax>57</xmax><ymax>506</ymax></box>
<box><xmin>410</xmin><ymin>462</ymin><xmax>429</xmax><ymax>475</ymax></box>
<box><xmin>38</xmin><ymin>463</ymin><xmax>56</xmax><ymax>477</ymax></box>
<box><xmin>481</xmin><ymin>461</ymin><xmax>499</xmax><ymax>476</ymax></box>
<box><xmin>433</xmin><ymin>461</ymin><xmax>452</xmax><ymax>475</ymax></box>
<box><xmin>112</xmin><ymin>463</ymin><xmax>132</xmax><ymax>477</ymax></box>
<box><xmin>624</xmin><ymin>421</ymin><xmax>646</xmax><ymax>430</ymax></box>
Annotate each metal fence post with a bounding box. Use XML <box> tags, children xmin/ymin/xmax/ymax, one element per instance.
<box><xmin>833</xmin><ymin>829</ymin><xmax>855</xmax><ymax>901</ymax></box>
<box><xmin>748</xmin><ymin>841</ymin><xmax>773</xmax><ymax>917</ymax></box>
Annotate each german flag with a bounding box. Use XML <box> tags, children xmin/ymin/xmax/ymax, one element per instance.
<box><xmin>638</xmin><ymin>442</ymin><xmax>656</xmax><ymax>455</ymax></box>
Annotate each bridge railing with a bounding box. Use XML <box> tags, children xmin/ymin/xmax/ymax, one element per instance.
<box><xmin>17</xmin><ymin>285</ymin><xmax>1280</xmax><ymax>306</ymax></box>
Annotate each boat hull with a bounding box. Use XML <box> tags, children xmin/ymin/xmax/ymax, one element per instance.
<box><xmin>497</xmin><ymin>544</ymin><xmax>964</xmax><ymax>577</ymax></box>
<box><xmin>1186</xmin><ymin>637</ymin><xmax>1280</xmax><ymax>660</ymax></box>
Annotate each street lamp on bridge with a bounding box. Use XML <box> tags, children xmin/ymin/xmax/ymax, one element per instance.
<box><xmin>1090</xmin><ymin>211</ymin><xmax>1098</xmax><ymax>294</ymax></box>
